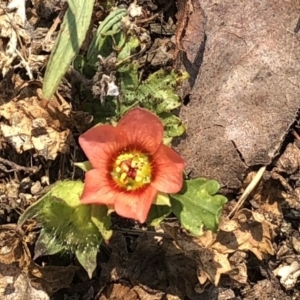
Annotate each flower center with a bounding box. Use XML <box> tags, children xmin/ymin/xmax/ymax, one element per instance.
<box><xmin>111</xmin><ymin>151</ymin><xmax>151</xmax><ymax>191</ymax></box>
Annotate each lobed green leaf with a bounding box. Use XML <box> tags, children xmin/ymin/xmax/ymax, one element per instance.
<box><xmin>170</xmin><ymin>178</ymin><xmax>227</xmax><ymax>235</ymax></box>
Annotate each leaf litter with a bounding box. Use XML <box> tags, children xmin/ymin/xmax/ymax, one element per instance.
<box><xmin>0</xmin><ymin>85</ymin><xmax>73</xmax><ymax>160</ymax></box>
<box><xmin>0</xmin><ymin>223</ymin><xmax>76</xmax><ymax>299</ymax></box>
<box><xmin>1</xmin><ymin>0</ymin><xmax>300</xmax><ymax>299</ymax></box>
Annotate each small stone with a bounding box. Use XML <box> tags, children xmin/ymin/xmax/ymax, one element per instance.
<box><xmin>292</xmin><ymin>236</ymin><xmax>300</xmax><ymax>254</ymax></box>
<box><xmin>19</xmin><ymin>193</ymin><xmax>34</xmax><ymax>204</ymax></box>
<box><xmin>20</xmin><ymin>177</ymin><xmax>32</xmax><ymax>190</ymax></box>
<box><xmin>128</xmin><ymin>3</ymin><xmax>143</xmax><ymax>18</ymax></box>
<box><xmin>30</xmin><ymin>181</ymin><xmax>42</xmax><ymax>195</ymax></box>
<box><xmin>6</xmin><ymin>181</ymin><xmax>20</xmax><ymax>199</ymax></box>
<box><xmin>274</xmin><ymin>143</ymin><xmax>300</xmax><ymax>175</ymax></box>
<box><xmin>41</xmin><ymin>175</ymin><xmax>50</xmax><ymax>186</ymax></box>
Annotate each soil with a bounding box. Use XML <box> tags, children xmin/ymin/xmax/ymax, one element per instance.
<box><xmin>1</xmin><ymin>0</ymin><xmax>300</xmax><ymax>299</ymax></box>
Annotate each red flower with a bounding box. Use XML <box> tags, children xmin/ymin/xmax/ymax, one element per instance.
<box><xmin>79</xmin><ymin>108</ymin><xmax>185</xmax><ymax>223</ymax></box>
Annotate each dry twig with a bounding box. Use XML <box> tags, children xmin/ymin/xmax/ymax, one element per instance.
<box><xmin>0</xmin><ymin>157</ymin><xmax>40</xmax><ymax>174</ymax></box>
<box><xmin>228</xmin><ymin>166</ymin><xmax>267</xmax><ymax>218</ymax></box>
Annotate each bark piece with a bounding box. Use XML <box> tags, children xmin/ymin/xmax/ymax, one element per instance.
<box><xmin>174</xmin><ymin>0</ymin><xmax>206</xmax><ymax>98</ymax></box>
<box><xmin>176</xmin><ymin>0</ymin><xmax>300</xmax><ymax>188</ymax></box>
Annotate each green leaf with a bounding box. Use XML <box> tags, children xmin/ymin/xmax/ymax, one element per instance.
<box><xmin>83</xmin><ymin>96</ymin><xmax>119</xmax><ymax>124</ymax></box>
<box><xmin>103</xmin><ymin>0</ymin><xmax>116</xmax><ymax>10</ymax></box>
<box><xmin>87</xmin><ymin>8</ymin><xmax>127</xmax><ymax>65</ymax></box>
<box><xmin>117</xmin><ymin>36</ymin><xmax>140</xmax><ymax>61</ymax></box>
<box><xmin>74</xmin><ymin>161</ymin><xmax>93</xmax><ymax>172</ymax></box>
<box><xmin>153</xmin><ymin>192</ymin><xmax>171</xmax><ymax>206</ymax></box>
<box><xmin>159</xmin><ymin>112</ymin><xmax>186</xmax><ymax>138</ymax></box>
<box><xmin>34</xmin><ymin>228</ymin><xmax>65</xmax><ymax>259</ymax></box>
<box><xmin>139</xmin><ymin>70</ymin><xmax>187</xmax><ymax>113</ymax></box>
<box><xmin>119</xmin><ymin>62</ymin><xmax>139</xmax><ymax>91</ymax></box>
<box><xmin>18</xmin><ymin>180</ymin><xmax>106</xmax><ymax>277</ymax></box>
<box><xmin>75</xmin><ymin>245</ymin><xmax>98</xmax><ymax>279</ymax></box>
<box><xmin>47</xmin><ymin>180</ymin><xmax>83</xmax><ymax>207</ymax></box>
<box><xmin>146</xmin><ymin>205</ymin><xmax>172</xmax><ymax>227</ymax></box>
<box><xmin>42</xmin><ymin>0</ymin><xmax>95</xmax><ymax>99</ymax></box>
<box><xmin>119</xmin><ymin>68</ymin><xmax>188</xmax><ymax>115</ymax></box>
<box><xmin>73</xmin><ymin>55</ymin><xmax>95</xmax><ymax>77</ymax></box>
<box><xmin>82</xmin><ymin>61</ymin><xmax>189</xmax><ymax>127</ymax></box>
<box><xmin>163</xmin><ymin>137</ymin><xmax>173</xmax><ymax>146</ymax></box>
<box><xmin>91</xmin><ymin>205</ymin><xmax>113</xmax><ymax>241</ymax></box>
<box><xmin>170</xmin><ymin>178</ymin><xmax>227</xmax><ymax>235</ymax></box>
<box><xmin>67</xmin><ymin>0</ymin><xmax>76</xmax><ymax>12</ymax></box>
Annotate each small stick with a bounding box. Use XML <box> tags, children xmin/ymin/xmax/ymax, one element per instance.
<box><xmin>15</xmin><ymin>48</ymin><xmax>33</xmax><ymax>79</ymax></box>
<box><xmin>135</xmin><ymin>13</ymin><xmax>160</xmax><ymax>25</ymax></box>
<box><xmin>228</xmin><ymin>166</ymin><xmax>267</xmax><ymax>218</ymax></box>
<box><xmin>292</xmin><ymin>129</ymin><xmax>300</xmax><ymax>141</ymax></box>
<box><xmin>0</xmin><ymin>157</ymin><xmax>39</xmax><ymax>174</ymax></box>
<box><xmin>114</xmin><ymin>228</ymin><xmax>170</xmax><ymax>238</ymax></box>
<box><xmin>43</xmin><ymin>4</ymin><xmax>67</xmax><ymax>45</ymax></box>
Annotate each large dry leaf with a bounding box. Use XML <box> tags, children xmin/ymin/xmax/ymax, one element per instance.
<box><xmin>242</xmin><ymin>171</ymin><xmax>283</xmax><ymax>227</ymax></box>
<box><xmin>0</xmin><ymin>224</ymin><xmax>31</xmax><ymax>268</ymax></box>
<box><xmin>0</xmin><ymin>224</ymin><xmax>49</xmax><ymax>299</ymax></box>
<box><xmin>0</xmin><ymin>224</ymin><xmax>76</xmax><ymax>296</ymax></box>
<box><xmin>163</xmin><ymin>224</ymin><xmax>232</xmax><ymax>286</ymax></box>
<box><xmin>0</xmin><ymin>263</ymin><xmax>49</xmax><ymax>300</ymax></box>
<box><xmin>176</xmin><ymin>0</ymin><xmax>300</xmax><ymax>189</ymax></box>
<box><xmin>214</xmin><ymin>210</ymin><xmax>275</xmax><ymax>259</ymax></box>
<box><xmin>271</xmin><ymin>142</ymin><xmax>300</xmax><ymax>210</ymax></box>
<box><xmin>100</xmin><ymin>233</ymin><xmax>217</xmax><ymax>300</ymax></box>
<box><xmin>28</xmin><ymin>263</ymin><xmax>77</xmax><ymax>296</ymax></box>
<box><xmin>0</xmin><ymin>88</ymin><xmax>73</xmax><ymax>160</ymax></box>
<box><xmin>0</xmin><ymin>0</ymin><xmax>30</xmax><ymax>76</ymax></box>
<box><xmin>163</xmin><ymin>209</ymin><xmax>275</xmax><ymax>286</ymax></box>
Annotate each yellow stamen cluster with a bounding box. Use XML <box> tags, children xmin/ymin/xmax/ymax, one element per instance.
<box><xmin>111</xmin><ymin>152</ymin><xmax>151</xmax><ymax>191</ymax></box>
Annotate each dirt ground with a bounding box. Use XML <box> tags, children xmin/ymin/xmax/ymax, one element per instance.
<box><xmin>1</xmin><ymin>0</ymin><xmax>300</xmax><ymax>299</ymax></box>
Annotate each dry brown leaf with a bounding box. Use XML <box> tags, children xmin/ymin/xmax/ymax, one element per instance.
<box><xmin>0</xmin><ymin>88</ymin><xmax>73</xmax><ymax>160</ymax></box>
<box><xmin>269</xmin><ymin>142</ymin><xmax>300</xmax><ymax>211</ymax></box>
<box><xmin>280</xmin><ymin>189</ymin><xmax>300</xmax><ymax>210</ymax></box>
<box><xmin>242</xmin><ymin>279</ymin><xmax>276</xmax><ymax>300</ymax></box>
<box><xmin>28</xmin><ymin>263</ymin><xmax>77</xmax><ymax>296</ymax></box>
<box><xmin>214</xmin><ymin>209</ymin><xmax>275</xmax><ymax>259</ymax></box>
<box><xmin>0</xmin><ymin>224</ymin><xmax>49</xmax><ymax>299</ymax></box>
<box><xmin>273</xmin><ymin>143</ymin><xmax>300</xmax><ymax>175</ymax></box>
<box><xmin>0</xmin><ymin>224</ymin><xmax>31</xmax><ymax>268</ymax></box>
<box><xmin>195</xmin><ymin>248</ymin><xmax>231</xmax><ymax>286</ymax></box>
<box><xmin>0</xmin><ymin>223</ymin><xmax>76</xmax><ymax>296</ymax></box>
<box><xmin>100</xmin><ymin>233</ymin><xmax>211</xmax><ymax>299</ymax></box>
<box><xmin>0</xmin><ymin>0</ymin><xmax>30</xmax><ymax>76</ymax></box>
<box><xmin>227</xmin><ymin>251</ymin><xmax>248</xmax><ymax>285</ymax></box>
<box><xmin>100</xmin><ymin>283</ymin><xmax>139</xmax><ymax>300</ymax></box>
<box><xmin>163</xmin><ymin>209</ymin><xmax>275</xmax><ymax>286</ymax></box>
<box><xmin>241</xmin><ymin>171</ymin><xmax>283</xmax><ymax>227</ymax></box>
<box><xmin>0</xmin><ymin>263</ymin><xmax>49</xmax><ymax>300</ymax></box>
<box><xmin>163</xmin><ymin>224</ymin><xmax>232</xmax><ymax>286</ymax></box>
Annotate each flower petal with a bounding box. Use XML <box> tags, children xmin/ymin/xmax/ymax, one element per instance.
<box><xmin>114</xmin><ymin>186</ymin><xmax>158</xmax><ymax>223</ymax></box>
<box><xmin>80</xmin><ymin>169</ymin><xmax>117</xmax><ymax>205</ymax></box>
<box><xmin>151</xmin><ymin>144</ymin><xmax>185</xmax><ymax>193</ymax></box>
<box><xmin>79</xmin><ymin>125</ymin><xmax>124</xmax><ymax>169</ymax></box>
<box><xmin>117</xmin><ymin>108</ymin><xmax>164</xmax><ymax>154</ymax></box>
